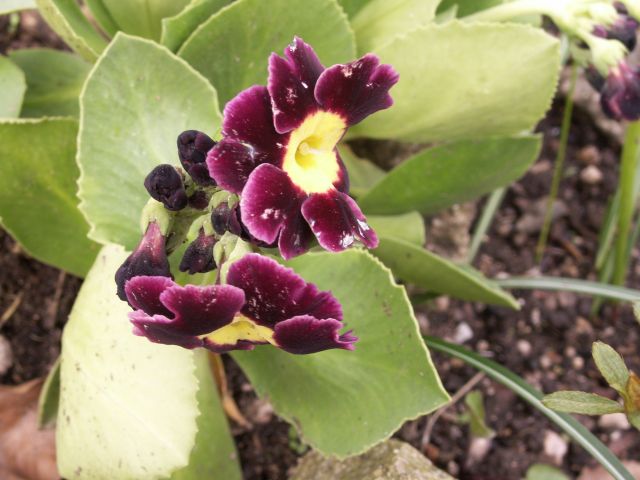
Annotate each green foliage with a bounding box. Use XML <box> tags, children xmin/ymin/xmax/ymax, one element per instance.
<box><xmin>525</xmin><ymin>464</ymin><xmax>570</xmax><ymax>480</ymax></box>
<box><xmin>464</xmin><ymin>391</ymin><xmax>495</xmax><ymax>438</ymax></box>
<box><xmin>337</xmin><ymin>145</ymin><xmax>385</xmax><ymax>198</ymax></box>
<box><xmin>161</xmin><ymin>0</ymin><xmax>230</xmax><ymax>52</ymax></box>
<box><xmin>35</xmin><ymin>0</ymin><xmax>108</xmax><ymax>61</ymax></box>
<box><xmin>84</xmin><ymin>0</ymin><xmax>119</xmax><ymax>36</ymax></box>
<box><xmin>0</xmin><ymin>0</ymin><xmax>36</xmax><ymax>13</ymax></box>
<box><xmin>0</xmin><ymin>55</ymin><xmax>25</xmax><ymax>118</ymax></box>
<box><xmin>233</xmin><ymin>250</ymin><xmax>449</xmax><ymax>456</ymax></box>
<box><xmin>592</xmin><ymin>341</ymin><xmax>630</xmax><ymax>395</ymax></box>
<box><xmin>367</xmin><ymin>212</ymin><xmax>425</xmax><ymax>246</ymax></box>
<box><xmin>358</xmin><ymin>136</ymin><xmax>540</xmax><ymax>215</ymax></box>
<box><xmin>373</xmin><ymin>237</ymin><xmax>519</xmax><ymax>308</ymax></box>
<box><xmin>178</xmin><ymin>0</ymin><xmax>355</xmax><ymax>106</ymax></box>
<box><xmin>77</xmin><ymin>33</ymin><xmax>221</xmax><ymax>249</ymax></box>
<box><xmin>542</xmin><ymin>391</ymin><xmax>624</xmax><ymax>416</ymax></box>
<box><xmin>350</xmin><ymin>21</ymin><xmax>560</xmax><ymax>142</ymax></box>
<box><xmin>8</xmin><ymin>49</ymin><xmax>90</xmax><ymax>118</ymax></box>
<box><xmin>0</xmin><ymin>119</ymin><xmax>98</xmax><ymax>276</ymax></box>
<box><xmin>437</xmin><ymin>0</ymin><xmax>504</xmax><ymax>17</ymax></box>
<box><xmin>337</xmin><ymin>0</ymin><xmax>371</xmax><ymax>18</ymax></box>
<box><xmin>37</xmin><ymin>358</ymin><xmax>60</xmax><ymax>428</ymax></box>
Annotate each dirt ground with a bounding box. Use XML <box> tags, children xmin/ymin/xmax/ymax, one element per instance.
<box><xmin>1</xmin><ymin>10</ymin><xmax>639</xmax><ymax>480</ymax></box>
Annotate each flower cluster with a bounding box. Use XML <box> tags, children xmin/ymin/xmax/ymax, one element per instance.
<box><xmin>115</xmin><ymin>38</ymin><xmax>398</xmax><ymax>355</ymax></box>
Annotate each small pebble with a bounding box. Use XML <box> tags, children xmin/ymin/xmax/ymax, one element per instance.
<box><xmin>516</xmin><ymin>339</ymin><xmax>532</xmax><ymax>357</ymax></box>
<box><xmin>0</xmin><ymin>335</ymin><xmax>13</xmax><ymax>376</ymax></box>
<box><xmin>543</xmin><ymin>430</ymin><xmax>568</xmax><ymax>465</ymax></box>
<box><xmin>453</xmin><ymin>322</ymin><xmax>473</xmax><ymax>344</ymax></box>
<box><xmin>598</xmin><ymin>413</ymin><xmax>630</xmax><ymax>430</ymax></box>
<box><xmin>577</xmin><ymin>145</ymin><xmax>600</xmax><ymax>165</ymax></box>
<box><xmin>580</xmin><ymin>165</ymin><xmax>603</xmax><ymax>185</ymax></box>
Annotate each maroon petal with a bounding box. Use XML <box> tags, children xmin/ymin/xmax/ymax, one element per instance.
<box><xmin>333</xmin><ymin>148</ymin><xmax>350</xmax><ymax>193</ymax></box>
<box><xmin>206</xmin><ymin>139</ymin><xmax>260</xmax><ymax>194</ymax></box>
<box><xmin>239</xmin><ymin>163</ymin><xmax>304</xmax><ymax>244</ymax></box>
<box><xmin>130</xmin><ymin>310</ymin><xmax>204</xmax><ymax>349</ymax></box>
<box><xmin>273</xmin><ymin>316</ymin><xmax>357</xmax><ymax>354</ymax></box>
<box><xmin>601</xmin><ymin>62</ymin><xmax>640</xmax><ymax>120</ymax></box>
<box><xmin>278</xmin><ymin>211</ymin><xmax>314</xmax><ymax>260</ymax></box>
<box><xmin>268</xmin><ymin>37</ymin><xmax>324</xmax><ymax>133</ymax></box>
<box><xmin>315</xmin><ymin>54</ymin><xmax>399</xmax><ymax>126</ymax></box>
<box><xmin>226</xmin><ymin>253</ymin><xmax>342</xmax><ymax>328</ymax></box>
<box><xmin>301</xmin><ymin>189</ymin><xmax>378</xmax><ymax>252</ymax></box>
<box><xmin>125</xmin><ymin>276</ymin><xmax>175</xmax><ymax>317</ymax></box>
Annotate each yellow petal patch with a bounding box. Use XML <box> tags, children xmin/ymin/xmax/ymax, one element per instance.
<box><xmin>282</xmin><ymin>111</ymin><xmax>346</xmax><ymax>194</ymax></box>
<box><xmin>204</xmin><ymin>315</ymin><xmax>275</xmax><ymax>347</ymax></box>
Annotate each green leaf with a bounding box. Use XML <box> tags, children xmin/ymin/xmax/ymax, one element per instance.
<box><xmin>337</xmin><ymin>144</ymin><xmax>385</xmax><ymax>198</ymax></box>
<box><xmin>233</xmin><ymin>250</ymin><xmax>449</xmax><ymax>457</ymax></box>
<box><xmin>84</xmin><ymin>0</ymin><xmax>120</xmax><ymax>37</ymax></box>
<box><xmin>367</xmin><ymin>212</ymin><xmax>425</xmax><ymax>246</ymax></box>
<box><xmin>634</xmin><ymin>302</ymin><xmax>640</xmax><ymax>325</ymax></box>
<box><xmin>0</xmin><ymin>118</ymin><xmax>99</xmax><ymax>277</ymax></box>
<box><xmin>8</xmin><ymin>49</ymin><xmax>90</xmax><ymax>118</ymax></box>
<box><xmin>78</xmin><ymin>33</ymin><xmax>222</xmax><ymax>249</ymax></box>
<box><xmin>424</xmin><ymin>336</ymin><xmax>635</xmax><ymax>480</ymax></box>
<box><xmin>464</xmin><ymin>391</ymin><xmax>494</xmax><ymax>438</ymax></box>
<box><xmin>542</xmin><ymin>391</ymin><xmax>624</xmax><ymax>416</ymax></box>
<box><xmin>0</xmin><ymin>0</ymin><xmax>36</xmax><ymax>13</ymax></box>
<box><xmin>359</xmin><ymin>136</ymin><xmax>540</xmax><ymax>215</ymax></box>
<box><xmin>373</xmin><ymin>236</ymin><xmax>519</xmax><ymax>308</ymax></box>
<box><xmin>495</xmin><ymin>276</ymin><xmax>640</xmax><ymax>303</ymax></box>
<box><xmin>525</xmin><ymin>464</ymin><xmax>570</xmax><ymax>480</ymax></box>
<box><xmin>99</xmin><ymin>0</ymin><xmax>191</xmax><ymax>41</ymax></box>
<box><xmin>352</xmin><ymin>0</ymin><xmax>440</xmax><ymax>53</ymax></box>
<box><xmin>161</xmin><ymin>0</ymin><xmax>230</xmax><ymax>52</ymax></box>
<box><xmin>35</xmin><ymin>0</ymin><xmax>108</xmax><ymax>61</ymax></box>
<box><xmin>350</xmin><ymin>21</ymin><xmax>560</xmax><ymax>142</ymax></box>
<box><xmin>592</xmin><ymin>342</ymin><xmax>630</xmax><ymax>395</ymax></box>
<box><xmin>437</xmin><ymin>0</ymin><xmax>503</xmax><ymax>17</ymax></box>
<box><xmin>337</xmin><ymin>0</ymin><xmax>370</xmax><ymax>18</ymax></box>
<box><xmin>37</xmin><ymin>358</ymin><xmax>60</xmax><ymax>428</ymax></box>
<box><xmin>57</xmin><ymin>245</ymin><xmax>200</xmax><ymax>479</ymax></box>
<box><xmin>0</xmin><ymin>55</ymin><xmax>25</xmax><ymax>118</ymax></box>
<box><xmin>171</xmin><ymin>351</ymin><xmax>242</xmax><ymax>480</ymax></box>
<box><xmin>178</xmin><ymin>0</ymin><xmax>356</xmax><ymax>106</ymax></box>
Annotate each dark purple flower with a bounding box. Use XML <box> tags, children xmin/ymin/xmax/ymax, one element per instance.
<box><xmin>594</xmin><ymin>15</ymin><xmax>639</xmax><ymax>51</ymax></box>
<box><xmin>601</xmin><ymin>62</ymin><xmax>640</xmax><ymax>120</ymax></box>
<box><xmin>211</xmin><ymin>202</ymin><xmax>245</xmax><ymax>237</ymax></box>
<box><xmin>144</xmin><ymin>165</ymin><xmax>188</xmax><ymax>211</ymax></box>
<box><xmin>115</xmin><ymin>221</ymin><xmax>171</xmax><ymax>301</ymax></box>
<box><xmin>126</xmin><ymin>253</ymin><xmax>356</xmax><ymax>354</ymax></box>
<box><xmin>586</xmin><ymin>65</ymin><xmax>606</xmax><ymax>91</ymax></box>
<box><xmin>179</xmin><ymin>228</ymin><xmax>217</xmax><ymax>274</ymax></box>
<box><xmin>207</xmin><ymin>37</ymin><xmax>398</xmax><ymax>259</ymax></box>
<box><xmin>177</xmin><ymin>130</ymin><xmax>217</xmax><ymax>186</ymax></box>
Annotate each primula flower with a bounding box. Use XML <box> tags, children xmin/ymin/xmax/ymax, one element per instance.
<box><xmin>115</xmin><ymin>221</ymin><xmax>171</xmax><ymax>301</ymax></box>
<box><xmin>179</xmin><ymin>228</ymin><xmax>217</xmax><ymax>274</ymax></box>
<box><xmin>600</xmin><ymin>61</ymin><xmax>640</xmax><ymax>120</ymax></box>
<box><xmin>207</xmin><ymin>37</ymin><xmax>398</xmax><ymax>259</ymax></box>
<box><xmin>177</xmin><ymin>130</ymin><xmax>217</xmax><ymax>187</ymax></box>
<box><xmin>126</xmin><ymin>253</ymin><xmax>356</xmax><ymax>354</ymax></box>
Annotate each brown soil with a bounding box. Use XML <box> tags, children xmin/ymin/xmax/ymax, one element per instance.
<box><xmin>2</xmin><ymin>10</ymin><xmax>639</xmax><ymax>480</ymax></box>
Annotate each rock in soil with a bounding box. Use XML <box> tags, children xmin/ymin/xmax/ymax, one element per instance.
<box><xmin>290</xmin><ymin>439</ymin><xmax>455</xmax><ymax>480</ymax></box>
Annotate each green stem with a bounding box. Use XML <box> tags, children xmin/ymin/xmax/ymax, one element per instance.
<box><xmin>467</xmin><ymin>188</ymin><xmax>506</xmax><ymax>264</ymax></box>
<box><xmin>613</xmin><ymin>120</ymin><xmax>640</xmax><ymax>285</ymax></box>
<box><xmin>535</xmin><ymin>65</ymin><xmax>578</xmax><ymax>262</ymax></box>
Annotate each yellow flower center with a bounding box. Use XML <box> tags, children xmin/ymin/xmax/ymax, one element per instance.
<box><xmin>203</xmin><ymin>315</ymin><xmax>275</xmax><ymax>347</ymax></box>
<box><xmin>282</xmin><ymin>111</ymin><xmax>347</xmax><ymax>194</ymax></box>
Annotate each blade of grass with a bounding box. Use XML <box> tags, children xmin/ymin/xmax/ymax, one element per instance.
<box><xmin>423</xmin><ymin>336</ymin><xmax>634</xmax><ymax>480</ymax></box>
<box><xmin>536</xmin><ymin>64</ymin><xmax>577</xmax><ymax>262</ymax></box>
<box><xmin>467</xmin><ymin>187</ymin><xmax>506</xmax><ymax>264</ymax></box>
<box><xmin>495</xmin><ymin>276</ymin><xmax>640</xmax><ymax>303</ymax></box>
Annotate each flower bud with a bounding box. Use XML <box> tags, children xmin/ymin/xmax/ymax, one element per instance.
<box><xmin>595</xmin><ymin>15</ymin><xmax>639</xmax><ymax>51</ymax></box>
<box><xmin>177</xmin><ymin>130</ymin><xmax>217</xmax><ymax>186</ymax></box>
<box><xmin>188</xmin><ymin>190</ymin><xmax>210</xmax><ymax>210</ymax></box>
<box><xmin>115</xmin><ymin>221</ymin><xmax>171</xmax><ymax>301</ymax></box>
<box><xmin>600</xmin><ymin>62</ymin><xmax>640</xmax><ymax>120</ymax></box>
<box><xmin>179</xmin><ymin>228</ymin><xmax>217</xmax><ymax>274</ymax></box>
<box><xmin>586</xmin><ymin>65</ymin><xmax>606</xmax><ymax>91</ymax></box>
<box><xmin>144</xmin><ymin>164</ymin><xmax>188</xmax><ymax>211</ymax></box>
<box><xmin>211</xmin><ymin>202</ymin><xmax>244</xmax><ymax>237</ymax></box>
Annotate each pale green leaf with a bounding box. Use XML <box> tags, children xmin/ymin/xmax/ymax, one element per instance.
<box><xmin>8</xmin><ymin>49</ymin><xmax>90</xmax><ymax>118</ymax></box>
<box><xmin>57</xmin><ymin>245</ymin><xmax>200</xmax><ymax>479</ymax></box>
<box><xmin>0</xmin><ymin>55</ymin><xmax>25</xmax><ymax>118</ymax></box>
<box><xmin>592</xmin><ymin>342</ymin><xmax>629</xmax><ymax>395</ymax></box>
<box><xmin>337</xmin><ymin>144</ymin><xmax>385</xmax><ymax>197</ymax></box>
<box><xmin>84</xmin><ymin>0</ymin><xmax>119</xmax><ymax>36</ymax></box>
<box><xmin>437</xmin><ymin>0</ymin><xmax>503</xmax><ymax>17</ymax></box>
<box><xmin>171</xmin><ymin>351</ymin><xmax>242</xmax><ymax>480</ymax></box>
<box><xmin>0</xmin><ymin>118</ymin><xmax>99</xmax><ymax>276</ymax></box>
<box><xmin>35</xmin><ymin>0</ymin><xmax>107</xmax><ymax>61</ymax></box>
<box><xmin>0</xmin><ymin>0</ymin><xmax>35</xmax><ymax>14</ymax></box>
<box><xmin>367</xmin><ymin>212</ymin><xmax>425</xmax><ymax>246</ymax></box>
<box><xmin>352</xmin><ymin>0</ymin><xmax>440</xmax><ymax>53</ymax></box>
<box><xmin>525</xmin><ymin>464</ymin><xmax>570</xmax><ymax>480</ymax></box>
<box><xmin>542</xmin><ymin>391</ymin><xmax>624</xmax><ymax>416</ymax></box>
<box><xmin>99</xmin><ymin>0</ymin><xmax>191</xmax><ymax>41</ymax></box>
<box><xmin>78</xmin><ymin>33</ymin><xmax>222</xmax><ymax>249</ymax></box>
<box><xmin>178</xmin><ymin>0</ymin><xmax>355</xmax><ymax>106</ymax></box>
<box><xmin>37</xmin><ymin>358</ymin><xmax>60</xmax><ymax>428</ymax></box>
<box><xmin>233</xmin><ymin>250</ymin><xmax>449</xmax><ymax>456</ymax></box>
<box><xmin>350</xmin><ymin>21</ymin><xmax>560</xmax><ymax>142</ymax></box>
<box><xmin>634</xmin><ymin>302</ymin><xmax>640</xmax><ymax>325</ymax></box>
<box><xmin>373</xmin><ymin>236</ymin><xmax>519</xmax><ymax>308</ymax></box>
<box><xmin>464</xmin><ymin>391</ymin><xmax>494</xmax><ymax>438</ymax></box>
<box><xmin>359</xmin><ymin>136</ymin><xmax>540</xmax><ymax>215</ymax></box>
<box><xmin>337</xmin><ymin>0</ymin><xmax>370</xmax><ymax>18</ymax></box>
<box><xmin>161</xmin><ymin>0</ymin><xmax>230</xmax><ymax>52</ymax></box>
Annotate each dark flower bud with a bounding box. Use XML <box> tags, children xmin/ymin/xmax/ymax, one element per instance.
<box><xmin>144</xmin><ymin>164</ymin><xmax>188</xmax><ymax>211</ymax></box>
<box><xmin>177</xmin><ymin>130</ymin><xmax>217</xmax><ymax>186</ymax></box>
<box><xmin>188</xmin><ymin>190</ymin><xmax>210</xmax><ymax>210</ymax></box>
<box><xmin>115</xmin><ymin>222</ymin><xmax>171</xmax><ymax>301</ymax></box>
<box><xmin>586</xmin><ymin>65</ymin><xmax>606</xmax><ymax>91</ymax></box>
<box><xmin>211</xmin><ymin>202</ymin><xmax>244</xmax><ymax>237</ymax></box>
<box><xmin>601</xmin><ymin>62</ymin><xmax>640</xmax><ymax>120</ymax></box>
<box><xmin>608</xmin><ymin>15</ymin><xmax>639</xmax><ymax>51</ymax></box>
<box><xmin>179</xmin><ymin>229</ymin><xmax>217</xmax><ymax>274</ymax></box>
